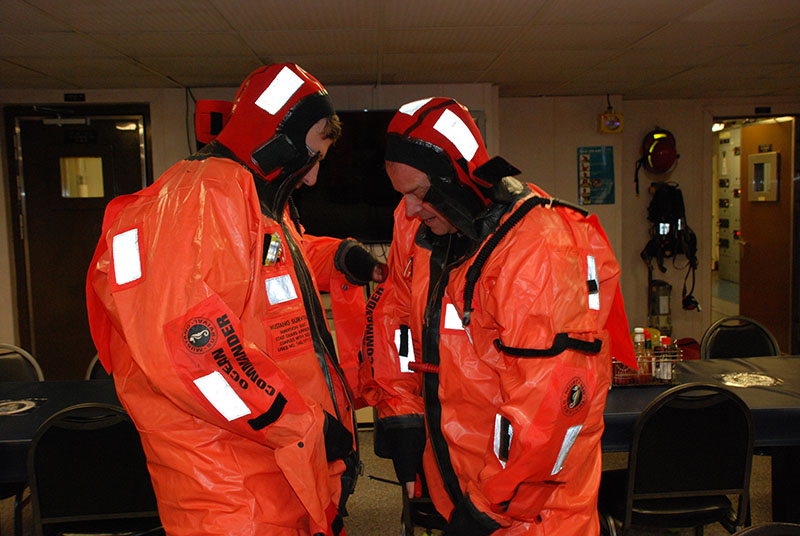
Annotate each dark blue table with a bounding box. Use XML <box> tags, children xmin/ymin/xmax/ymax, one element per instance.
<box><xmin>603</xmin><ymin>355</ymin><xmax>800</xmax><ymax>523</ymax></box>
<box><xmin>0</xmin><ymin>380</ymin><xmax>120</xmax><ymax>484</ymax></box>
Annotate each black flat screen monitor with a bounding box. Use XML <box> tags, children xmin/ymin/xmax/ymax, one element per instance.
<box><xmin>292</xmin><ymin>110</ymin><xmax>400</xmax><ymax>244</ymax></box>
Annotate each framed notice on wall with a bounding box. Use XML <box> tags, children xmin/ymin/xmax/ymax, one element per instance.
<box><xmin>577</xmin><ymin>146</ymin><xmax>615</xmax><ymax>205</ymax></box>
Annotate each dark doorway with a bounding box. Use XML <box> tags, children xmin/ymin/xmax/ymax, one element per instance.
<box><xmin>4</xmin><ymin>105</ymin><xmax>152</xmax><ymax>379</ymax></box>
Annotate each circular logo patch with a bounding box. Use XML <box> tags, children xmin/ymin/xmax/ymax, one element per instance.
<box><xmin>182</xmin><ymin>317</ymin><xmax>217</xmax><ymax>354</ymax></box>
<box><xmin>561</xmin><ymin>376</ymin><xmax>587</xmax><ymax>416</ymax></box>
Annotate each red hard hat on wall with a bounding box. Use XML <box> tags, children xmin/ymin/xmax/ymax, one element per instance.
<box><xmin>643</xmin><ymin>128</ymin><xmax>678</xmax><ymax>174</ymax></box>
<box><xmin>635</xmin><ymin>127</ymin><xmax>679</xmax><ymax>195</ymax></box>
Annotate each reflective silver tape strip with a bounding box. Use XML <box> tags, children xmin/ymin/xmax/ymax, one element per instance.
<box><xmin>398</xmin><ymin>98</ymin><xmax>433</xmax><ymax>116</ymax></box>
<box><xmin>394</xmin><ymin>327</ymin><xmax>415</xmax><ymax>373</ymax></box>
<box><xmin>193</xmin><ymin>371</ymin><xmax>251</xmax><ymax>421</ymax></box>
<box><xmin>433</xmin><ymin>108</ymin><xmax>478</xmax><ymax>161</ymax></box>
<box><xmin>265</xmin><ymin>274</ymin><xmax>298</xmax><ymax>305</ymax></box>
<box><xmin>551</xmin><ymin>424</ymin><xmax>582</xmax><ymax>476</ymax></box>
<box><xmin>493</xmin><ymin>413</ymin><xmax>513</xmax><ymax>469</ymax></box>
<box><xmin>443</xmin><ymin>302</ymin><xmax>464</xmax><ymax>330</ymax></box>
<box><xmin>587</xmin><ymin>255</ymin><xmax>600</xmax><ymax>311</ymax></box>
<box><xmin>112</xmin><ymin>228</ymin><xmax>142</xmax><ymax>285</ymax></box>
<box><xmin>255</xmin><ymin>66</ymin><xmax>304</xmax><ymax>115</ymax></box>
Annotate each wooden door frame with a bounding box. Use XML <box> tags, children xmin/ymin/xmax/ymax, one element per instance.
<box><xmin>3</xmin><ymin>104</ymin><xmax>153</xmax><ymax>352</ymax></box>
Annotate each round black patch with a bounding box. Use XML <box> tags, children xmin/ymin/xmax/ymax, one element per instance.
<box><xmin>561</xmin><ymin>376</ymin><xmax>587</xmax><ymax>416</ymax></box>
<box><xmin>182</xmin><ymin>317</ymin><xmax>217</xmax><ymax>354</ymax></box>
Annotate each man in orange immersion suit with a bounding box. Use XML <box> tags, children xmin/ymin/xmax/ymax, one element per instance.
<box><xmin>86</xmin><ymin>63</ymin><xmax>384</xmax><ymax>536</ymax></box>
<box><xmin>359</xmin><ymin>98</ymin><xmax>636</xmax><ymax>535</ymax></box>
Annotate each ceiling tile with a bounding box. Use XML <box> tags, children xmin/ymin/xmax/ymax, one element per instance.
<box><xmin>382</xmin><ymin>52</ymin><xmax>497</xmax><ymax>72</ymax></box>
<box><xmin>65</xmin><ymin>74</ymin><xmax>183</xmax><ymax>89</ymax></box>
<box><xmin>635</xmin><ymin>21</ymin><xmax>795</xmax><ymax>48</ymax></box>
<box><xmin>491</xmin><ymin>50</ymin><xmax>619</xmax><ymax>71</ymax></box>
<box><xmin>383</xmin><ymin>0</ymin><xmax>544</xmax><ymax>28</ymax></box>
<box><xmin>138</xmin><ymin>56</ymin><xmax>263</xmax><ymax>78</ymax></box>
<box><xmin>0</xmin><ymin>33</ymin><xmax>116</xmax><ymax>58</ymax></box>
<box><xmin>602</xmin><ymin>46</ymin><xmax>738</xmax><ymax>68</ymax></box>
<box><xmin>512</xmin><ymin>23</ymin><xmax>662</xmax><ymax>51</ymax></box>
<box><xmin>0</xmin><ymin>60</ymin><xmax>73</xmax><ymax>88</ymax></box>
<box><xmin>88</xmin><ymin>32</ymin><xmax>253</xmax><ymax>57</ymax></box>
<box><xmin>683</xmin><ymin>0</ymin><xmax>800</xmax><ymax>22</ymax></box>
<box><xmin>208</xmin><ymin>0</ymin><xmax>379</xmax><ymax>31</ymax></box>
<box><xmin>533</xmin><ymin>0</ymin><xmax>714</xmax><ymax>23</ymax></box>
<box><xmin>241</xmin><ymin>30</ymin><xmax>378</xmax><ymax>56</ymax></box>
<box><xmin>9</xmin><ymin>56</ymin><xmax>157</xmax><ymax>78</ymax></box>
<box><xmin>383</xmin><ymin>28</ymin><xmax>512</xmax><ymax>54</ymax></box>
<box><xmin>24</xmin><ymin>0</ymin><xmax>228</xmax><ymax>32</ymax></box>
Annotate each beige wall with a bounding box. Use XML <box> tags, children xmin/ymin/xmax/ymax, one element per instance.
<box><xmin>1</xmin><ymin>86</ymin><xmax>798</xmax><ymax>347</ymax></box>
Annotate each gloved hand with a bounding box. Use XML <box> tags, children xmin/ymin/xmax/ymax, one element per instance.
<box><xmin>334</xmin><ymin>239</ymin><xmax>387</xmax><ymax>285</ymax></box>
<box><xmin>323</xmin><ymin>411</ymin><xmax>353</xmax><ymax>462</ymax></box>
<box><xmin>379</xmin><ymin>422</ymin><xmax>426</xmax><ymax>493</ymax></box>
<box><xmin>443</xmin><ymin>497</ymin><xmax>500</xmax><ymax>536</ymax></box>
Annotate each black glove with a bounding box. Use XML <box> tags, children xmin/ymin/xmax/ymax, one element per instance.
<box><xmin>377</xmin><ymin>420</ymin><xmax>426</xmax><ymax>486</ymax></box>
<box><xmin>323</xmin><ymin>411</ymin><xmax>354</xmax><ymax>462</ymax></box>
<box><xmin>443</xmin><ymin>496</ymin><xmax>500</xmax><ymax>536</ymax></box>
<box><xmin>334</xmin><ymin>239</ymin><xmax>383</xmax><ymax>285</ymax></box>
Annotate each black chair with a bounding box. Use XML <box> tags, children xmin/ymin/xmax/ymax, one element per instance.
<box><xmin>1</xmin><ymin>343</ymin><xmax>43</xmax><ymax>536</ymax></box>
<box><xmin>598</xmin><ymin>383</ymin><xmax>754</xmax><ymax>536</ymax></box>
<box><xmin>27</xmin><ymin>403</ymin><xmax>163</xmax><ymax>536</ymax></box>
<box><xmin>84</xmin><ymin>353</ymin><xmax>111</xmax><ymax>380</ymax></box>
<box><xmin>733</xmin><ymin>523</ymin><xmax>800</xmax><ymax>535</ymax></box>
<box><xmin>0</xmin><ymin>342</ymin><xmax>44</xmax><ymax>381</ymax></box>
<box><xmin>700</xmin><ymin>315</ymin><xmax>780</xmax><ymax>359</ymax></box>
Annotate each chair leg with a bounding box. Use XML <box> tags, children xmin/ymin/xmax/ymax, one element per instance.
<box><xmin>694</xmin><ymin>525</ymin><xmax>704</xmax><ymax>536</ymax></box>
<box><xmin>14</xmin><ymin>488</ymin><xmax>24</xmax><ymax>536</ymax></box>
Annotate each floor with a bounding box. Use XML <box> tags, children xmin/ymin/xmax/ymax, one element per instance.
<box><xmin>0</xmin><ymin>430</ymin><xmax>777</xmax><ymax>536</ymax></box>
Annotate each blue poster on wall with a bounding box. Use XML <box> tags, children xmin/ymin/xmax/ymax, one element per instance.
<box><xmin>577</xmin><ymin>146</ymin><xmax>615</xmax><ymax>205</ymax></box>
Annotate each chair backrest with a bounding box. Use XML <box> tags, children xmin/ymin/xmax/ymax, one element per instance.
<box><xmin>84</xmin><ymin>353</ymin><xmax>111</xmax><ymax>380</ymax></box>
<box><xmin>733</xmin><ymin>522</ymin><xmax>800</xmax><ymax>535</ymax></box>
<box><xmin>625</xmin><ymin>382</ymin><xmax>754</xmax><ymax>528</ymax></box>
<box><xmin>27</xmin><ymin>403</ymin><xmax>161</xmax><ymax>536</ymax></box>
<box><xmin>700</xmin><ymin>315</ymin><xmax>781</xmax><ymax>359</ymax></box>
<box><xmin>0</xmin><ymin>343</ymin><xmax>44</xmax><ymax>381</ymax></box>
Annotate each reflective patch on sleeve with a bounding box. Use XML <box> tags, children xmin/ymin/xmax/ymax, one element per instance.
<box><xmin>587</xmin><ymin>255</ymin><xmax>600</xmax><ymax>311</ymax></box>
<box><xmin>433</xmin><ymin>109</ymin><xmax>478</xmax><ymax>161</ymax></box>
<box><xmin>493</xmin><ymin>413</ymin><xmax>513</xmax><ymax>469</ymax></box>
<box><xmin>398</xmin><ymin>98</ymin><xmax>433</xmax><ymax>116</ymax></box>
<box><xmin>255</xmin><ymin>66</ymin><xmax>304</xmax><ymax>115</ymax></box>
<box><xmin>443</xmin><ymin>302</ymin><xmax>464</xmax><ymax>331</ymax></box>
<box><xmin>112</xmin><ymin>228</ymin><xmax>142</xmax><ymax>285</ymax></box>
<box><xmin>551</xmin><ymin>424</ymin><xmax>582</xmax><ymax>476</ymax></box>
<box><xmin>265</xmin><ymin>274</ymin><xmax>298</xmax><ymax>305</ymax></box>
<box><xmin>193</xmin><ymin>371</ymin><xmax>251</xmax><ymax>421</ymax></box>
<box><xmin>394</xmin><ymin>325</ymin><xmax>415</xmax><ymax>373</ymax></box>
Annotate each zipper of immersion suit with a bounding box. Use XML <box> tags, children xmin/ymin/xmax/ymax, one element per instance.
<box><xmin>279</xmin><ymin>221</ymin><xmax>353</xmax><ymax>425</ymax></box>
<box><xmin>421</xmin><ymin>235</ymin><xmax>467</xmax><ymax>506</ymax></box>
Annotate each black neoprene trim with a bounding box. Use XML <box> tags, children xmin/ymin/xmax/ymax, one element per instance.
<box><xmin>493</xmin><ymin>332</ymin><xmax>602</xmax><ymax>357</ymax></box>
<box><xmin>248</xmin><ymin>393</ymin><xmax>287</xmax><ymax>430</ymax></box>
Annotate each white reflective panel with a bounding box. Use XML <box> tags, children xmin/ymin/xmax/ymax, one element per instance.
<box><xmin>398</xmin><ymin>98</ymin><xmax>433</xmax><ymax>116</ymax></box>
<box><xmin>551</xmin><ymin>424</ymin><xmax>582</xmax><ymax>476</ymax></box>
<box><xmin>255</xmin><ymin>66</ymin><xmax>304</xmax><ymax>115</ymax></box>
<box><xmin>433</xmin><ymin>109</ymin><xmax>478</xmax><ymax>161</ymax></box>
<box><xmin>112</xmin><ymin>229</ymin><xmax>142</xmax><ymax>285</ymax></box>
<box><xmin>193</xmin><ymin>371</ymin><xmax>251</xmax><ymax>421</ymax></box>
<box><xmin>394</xmin><ymin>327</ymin><xmax>416</xmax><ymax>373</ymax></box>
<box><xmin>265</xmin><ymin>274</ymin><xmax>298</xmax><ymax>305</ymax></box>
<box><xmin>443</xmin><ymin>303</ymin><xmax>464</xmax><ymax>330</ymax></box>
<box><xmin>587</xmin><ymin>255</ymin><xmax>600</xmax><ymax>310</ymax></box>
<box><xmin>493</xmin><ymin>413</ymin><xmax>513</xmax><ymax>469</ymax></box>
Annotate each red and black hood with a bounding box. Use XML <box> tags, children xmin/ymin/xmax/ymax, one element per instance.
<box><xmin>215</xmin><ymin>62</ymin><xmax>334</xmax><ymax>185</ymax></box>
<box><xmin>385</xmin><ymin>98</ymin><xmax>520</xmax><ymax>239</ymax></box>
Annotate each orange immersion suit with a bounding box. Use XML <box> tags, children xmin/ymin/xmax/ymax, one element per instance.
<box><xmin>360</xmin><ymin>189</ymin><xmax>635</xmax><ymax>535</ymax></box>
<box><xmin>86</xmin><ymin>64</ymin><xmax>366</xmax><ymax>536</ymax></box>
